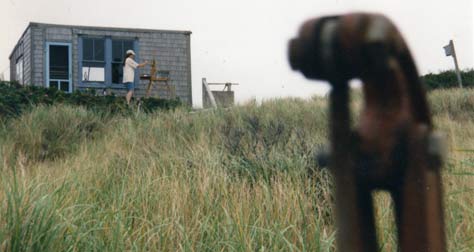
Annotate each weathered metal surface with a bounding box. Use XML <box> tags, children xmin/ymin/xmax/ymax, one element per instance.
<box><xmin>289</xmin><ymin>13</ymin><xmax>446</xmax><ymax>252</ymax></box>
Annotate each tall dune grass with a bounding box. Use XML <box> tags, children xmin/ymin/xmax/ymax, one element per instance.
<box><xmin>0</xmin><ymin>88</ymin><xmax>473</xmax><ymax>251</ymax></box>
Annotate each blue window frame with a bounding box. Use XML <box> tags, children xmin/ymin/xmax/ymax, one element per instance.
<box><xmin>46</xmin><ymin>42</ymin><xmax>72</xmax><ymax>92</ymax></box>
<box><xmin>111</xmin><ymin>40</ymin><xmax>135</xmax><ymax>84</ymax></box>
<box><xmin>81</xmin><ymin>38</ymin><xmax>105</xmax><ymax>83</ymax></box>
<box><xmin>79</xmin><ymin>36</ymin><xmax>137</xmax><ymax>87</ymax></box>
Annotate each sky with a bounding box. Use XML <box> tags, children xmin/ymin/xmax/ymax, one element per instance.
<box><xmin>1</xmin><ymin>0</ymin><xmax>473</xmax><ymax>107</ymax></box>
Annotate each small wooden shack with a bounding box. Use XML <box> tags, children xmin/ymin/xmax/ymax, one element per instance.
<box><xmin>9</xmin><ymin>22</ymin><xmax>192</xmax><ymax>105</ymax></box>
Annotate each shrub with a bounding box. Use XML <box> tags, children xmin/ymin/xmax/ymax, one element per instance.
<box><xmin>219</xmin><ymin>99</ymin><xmax>328</xmax><ymax>182</ymax></box>
<box><xmin>421</xmin><ymin>69</ymin><xmax>474</xmax><ymax>90</ymax></box>
<box><xmin>0</xmin><ymin>81</ymin><xmax>183</xmax><ymax>119</ymax></box>
<box><xmin>3</xmin><ymin>105</ymin><xmax>105</xmax><ymax>162</ymax></box>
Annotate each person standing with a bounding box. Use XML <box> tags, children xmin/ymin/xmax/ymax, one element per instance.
<box><xmin>123</xmin><ymin>50</ymin><xmax>148</xmax><ymax>105</ymax></box>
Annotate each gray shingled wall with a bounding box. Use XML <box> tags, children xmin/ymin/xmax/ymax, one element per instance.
<box><xmin>9</xmin><ymin>56</ymin><xmax>15</xmax><ymax>83</ymax></box>
<box><xmin>10</xmin><ymin>23</ymin><xmax>192</xmax><ymax>105</ymax></box>
<box><xmin>9</xmin><ymin>27</ymin><xmax>32</xmax><ymax>85</ymax></box>
<box><xmin>31</xmin><ymin>25</ymin><xmax>44</xmax><ymax>87</ymax></box>
<box><xmin>22</xmin><ymin>28</ymin><xmax>32</xmax><ymax>85</ymax></box>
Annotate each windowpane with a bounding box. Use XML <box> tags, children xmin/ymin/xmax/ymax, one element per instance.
<box><xmin>111</xmin><ymin>39</ymin><xmax>134</xmax><ymax>83</ymax></box>
<box><xmin>112</xmin><ymin>40</ymin><xmax>134</xmax><ymax>63</ymax></box>
<box><xmin>50</xmin><ymin>66</ymin><xmax>68</xmax><ymax>80</ymax></box>
<box><xmin>83</xmin><ymin>38</ymin><xmax>104</xmax><ymax>61</ymax></box>
<box><xmin>81</xmin><ymin>37</ymin><xmax>105</xmax><ymax>83</ymax></box>
<box><xmin>49</xmin><ymin>45</ymin><xmax>69</xmax><ymax>80</ymax></box>
<box><xmin>50</xmin><ymin>46</ymin><xmax>68</xmax><ymax>67</ymax></box>
<box><xmin>82</xmin><ymin>65</ymin><xmax>105</xmax><ymax>82</ymax></box>
<box><xmin>16</xmin><ymin>58</ymin><xmax>23</xmax><ymax>84</ymax></box>
<box><xmin>49</xmin><ymin>81</ymin><xmax>59</xmax><ymax>90</ymax></box>
<box><xmin>60</xmin><ymin>81</ymin><xmax>70</xmax><ymax>92</ymax></box>
<box><xmin>83</xmin><ymin>39</ymin><xmax>93</xmax><ymax>61</ymax></box>
<box><xmin>123</xmin><ymin>41</ymin><xmax>134</xmax><ymax>56</ymax></box>
<box><xmin>112</xmin><ymin>41</ymin><xmax>122</xmax><ymax>62</ymax></box>
<box><xmin>94</xmin><ymin>39</ymin><xmax>105</xmax><ymax>61</ymax></box>
<box><xmin>112</xmin><ymin>63</ymin><xmax>123</xmax><ymax>84</ymax></box>
<box><xmin>81</xmin><ymin>38</ymin><xmax>134</xmax><ymax>84</ymax></box>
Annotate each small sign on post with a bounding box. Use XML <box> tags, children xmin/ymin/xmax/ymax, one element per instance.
<box><xmin>443</xmin><ymin>40</ymin><xmax>463</xmax><ymax>88</ymax></box>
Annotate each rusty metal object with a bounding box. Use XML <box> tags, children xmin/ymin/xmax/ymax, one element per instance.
<box><xmin>289</xmin><ymin>13</ymin><xmax>446</xmax><ymax>252</ymax></box>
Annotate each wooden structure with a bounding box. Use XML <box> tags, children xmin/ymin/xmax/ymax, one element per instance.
<box><xmin>202</xmin><ymin>78</ymin><xmax>217</xmax><ymax>108</ymax></box>
<box><xmin>207</xmin><ymin>82</ymin><xmax>238</xmax><ymax>91</ymax></box>
<box><xmin>202</xmin><ymin>78</ymin><xmax>238</xmax><ymax>108</ymax></box>
<box><xmin>140</xmin><ymin>60</ymin><xmax>175</xmax><ymax>99</ymax></box>
<box><xmin>8</xmin><ymin>22</ymin><xmax>192</xmax><ymax>105</ymax></box>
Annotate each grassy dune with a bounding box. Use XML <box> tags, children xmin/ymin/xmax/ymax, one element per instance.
<box><xmin>0</xmin><ymin>88</ymin><xmax>473</xmax><ymax>251</ymax></box>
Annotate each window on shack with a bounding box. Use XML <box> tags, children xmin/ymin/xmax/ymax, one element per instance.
<box><xmin>112</xmin><ymin>39</ymin><xmax>134</xmax><ymax>84</ymax></box>
<box><xmin>81</xmin><ymin>38</ymin><xmax>105</xmax><ymax>83</ymax></box>
<box><xmin>79</xmin><ymin>37</ymin><xmax>137</xmax><ymax>86</ymax></box>
<box><xmin>16</xmin><ymin>57</ymin><xmax>24</xmax><ymax>85</ymax></box>
<box><xmin>15</xmin><ymin>42</ymin><xmax>24</xmax><ymax>84</ymax></box>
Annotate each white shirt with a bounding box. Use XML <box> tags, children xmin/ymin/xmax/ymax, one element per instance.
<box><xmin>123</xmin><ymin>57</ymin><xmax>139</xmax><ymax>83</ymax></box>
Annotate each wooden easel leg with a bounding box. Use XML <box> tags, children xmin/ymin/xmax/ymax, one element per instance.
<box><xmin>145</xmin><ymin>80</ymin><xmax>153</xmax><ymax>98</ymax></box>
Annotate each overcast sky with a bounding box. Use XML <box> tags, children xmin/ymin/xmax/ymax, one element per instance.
<box><xmin>1</xmin><ymin>0</ymin><xmax>473</xmax><ymax>106</ymax></box>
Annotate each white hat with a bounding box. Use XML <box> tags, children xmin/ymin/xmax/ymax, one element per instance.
<box><xmin>126</xmin><ymin>50</ymin><xmax>136</xmax><ymax>56</ymax></box>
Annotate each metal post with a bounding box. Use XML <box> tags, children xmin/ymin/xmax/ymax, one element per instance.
<box><xmin>450</xmin><ymin>40</ymin><xmax>463</xmax><ymax>88</ymax></box>
<box><xmin>444</xmin><ymin>40</ymin><xmax>463</xmax><ymax>88</ymax></box>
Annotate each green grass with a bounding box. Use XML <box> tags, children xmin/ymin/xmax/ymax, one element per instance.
<box><xmin>0</xmin><ymin>88</ymin><xmax>473</xmax><ymax>251</ymax></box>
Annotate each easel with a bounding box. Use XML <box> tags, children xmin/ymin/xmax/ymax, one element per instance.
<box><xmin>141</xmin><ymin>60</ymin><xmax>175</xmax><ymax>99</ymax></box>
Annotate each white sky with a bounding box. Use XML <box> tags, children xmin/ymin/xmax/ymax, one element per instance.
<box><xmin>1</xmin><ymin>0</ymin><xmax>473</xmax><ymax>107</ymax></box>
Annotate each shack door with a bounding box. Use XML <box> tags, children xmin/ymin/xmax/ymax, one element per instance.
<box><xmin>46</xmin><ymin>43</ymin><xmax>72</xmax><ymax>92</ymax></box>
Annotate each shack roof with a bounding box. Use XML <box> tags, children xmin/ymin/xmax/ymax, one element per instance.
<box><xmin>9</xmin><ymin>22</ymin><xmax>192</xmax><ymax>59</ymax></box>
